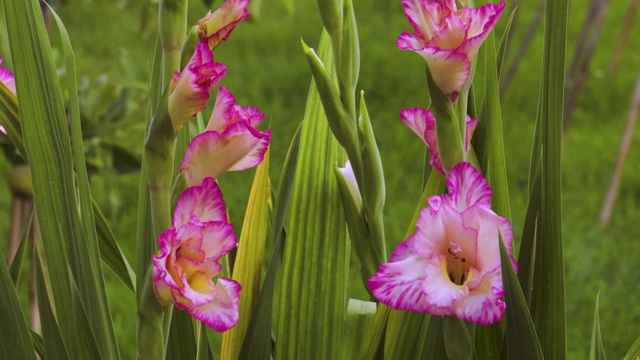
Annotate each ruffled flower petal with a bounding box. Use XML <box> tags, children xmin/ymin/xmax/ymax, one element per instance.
<box><xmin>368</xmin><ymin>248</ymin><xmax>432</xmax><ymax>312</ymax></box>
<box><xmin>443</xmin><ymin>162</ymin><xmax>492</xmax><ymax>211</ymax></box>
<box><xmin>187</xmin><ymin>278</ymin><xmax>242</xmax><ymax>332</ymax></box>
<box><xmin>181</xmin><ymin>125</ymin><xmax>271</xmax><ymax>187</ymax></box>
<box><xmin>197</xmin><ymin>0</ymin><xmax>250</xmax><ymax>51</ymax></box>
<box><xmin>173</xmin><ymin>177</ymin><xmax>228</xmax><ymax>228</ymax></box>
<box><xmin>422</xmin><ymin>255</ymin><xmax>467</xmax><ymax>309</ymax></box>
<box><xmin>400</xmin><ymin>107</ymin><xmax>431</xmax><ymax>144</ymax></box>
<box><xmin>454</xmin><ymin>270</ymin><xmax>505</xmax><ymax>325</ymax></box>
<box><xmin>459</xmin><ymin>2</ymin><xmax>506</xmax><ymax>58</ymax></box>
<box><xmin>168</xmin><ymin>43</ymin><xmax>226</xmax><ymax>132</ymax></box>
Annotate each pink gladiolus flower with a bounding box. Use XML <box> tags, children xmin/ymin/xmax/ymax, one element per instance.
<box><xmin>400</xmin><ymin>107</ymin><xmax>477</xmax><ymax>176</ymax></box>
<box><xmin>181</xmin><ymin>86</ymin><xmax>271</xmax><ymax>186</ymax></box>
<box><xmin>152</xmin><ymin>177</ymin><xmax>241</xmax><ymax>331</ymax></box>
<box><xmin>0</xmin><ymin>58</ymin><xmax>16</xmax><ymax>135</ymax></box>
<box><xmin>397</xmin><ymin>0</ymin><xmax>505</xmax><ymax>100</ymax></box>
<box><xmin>369</xmin><ymin>162</ymin><xmax>516</xmax><ymax>325</ymax></box>
<box><xmin>169</xmin><ymin>43</ymin><xmax>227</xmax><ymax>132</ymax></box>
<box><xmin>197</xmin><ymin>0</ymin><xmax>250</xmax><ymax>51</ymax></box>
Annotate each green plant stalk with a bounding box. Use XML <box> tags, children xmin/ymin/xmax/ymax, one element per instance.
<box><xmin>159</xmin><ymin>0</ymin><xmax>188</xmax><ymax>84</ymax></box>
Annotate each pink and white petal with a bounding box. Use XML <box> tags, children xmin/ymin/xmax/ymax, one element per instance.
<box><xmin>459</xmin><ymin>1</ymin><xmax>505</xmax><ymax>58</ymax></box>
<box><xmin>422</xmin><ymin>255</ymin><xmax>468</xmax><ymax>309</ymax></box>
<box><xmin>460</xmin><ymin>205</ymin><xmax>505</xmax><ymax>274</ymax></box>
<box><xmin>189</xmin><ymin>278</ymin><xmax>242</xmax><ymax>332</ymax></box>
<box><xmin>413</xmin><ymin>203</ymin><xmax>478</xmax><ymax>262</ymax></box>
<box><xmin>422</xmin><ymin>112</ymin><xmax>446</xmax><ymax>176</ymax></box>
<box><xmin>444</xmin><ymin>162</ymin><xmax>492</xmax><ymax>211</ymax></box>
<box><xmin>397</xmin><ymin>31</ymin><xmax>426</xmax><ymax>52</ymax></box>
<box><xmin>401</xmin><ymin>0</ymin><xmax>436</xmax><ymax>39</ymax></box>
<box><xmin>217</xmin><ymin>123</ymin><xmax>271</xmax><ymax>171</ymax></box>
<box><xmin>200</xmin><ymin>221</ymin><xmax>237</xmax><ymax>261</ymax></box>
<box><xmin>454</xmin><ymin>271</ymin><xmax>505</xmax><ymax>325</ymax></box>
<box><xmin>464</xmin><ymin>116</ymin><xmax>478</xmax><ymax>152</ymax></box>
<box><xmin>231</xmin><ymin>104</ymin><xmax>265</xmax><ymax>128</ymax></box>
<box><xmin>430</xmin><ymin>15</ymin><xmax>468</xmax><ymax>50</ymax></box>
<box><xmin>152</xmin><ymin>230</ymin><xmax>180</xmax><ymax>304</ymax></box>
<box><xmin>417</xmin><ymin>47</ymin><xmax>470</xmax><ymax>99</ymax></box>
<box><xmin>173</xmin><ymin>177</ymin><xmax>227</xmax><ymax>227</ymax></box>
<box><xmin>197</xmin><ymin>0</ymin><xmax>250</xmax><ymax>50</ymax></box>
<box><xmin>0</xmin><ymin>126</ymin><xmax>6</xmax><ymax>135</ymax></box>
<box><xmin>400</xmin><ymin>107</ymin><xmax>432</xmax><ymax>144</ymax></box>
<box><xmin>181</xmin><ymin>132</ymin><xmax>227</xmax><ymax>186</ymax></box>
<box><xmin>175</xmin><ymin>222</ymin><xmax>207</xmax><ymax>262</ymax></box>
<box><xmin>389</xmin><ymin>234</ymin><xmax>420</xmax><ymax>263</ymax></box>
<box><xmin>206</xmin><ymin>86</ymin><xmax>236</xmax><ymax>133</ymax></box>
<box><xmin>368</xmin><ymin>255</ymin><xmax>432</xmax><ymax>312</ymax></box>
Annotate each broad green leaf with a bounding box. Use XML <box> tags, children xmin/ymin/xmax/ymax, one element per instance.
<box><xmin>196</xmin><ymin>321</ymin><xmax>212</xmax><ymax>360</ymax></box>
<box><xmin>275</xmin><ymin>31</ymin><xmax>349</xmax><ymax>359</ymax></box>
<box><xmin>4</xmin><ymin>0</ymin><xmax>109</xmax><ymax>357</ymax></box>
<box><xmin>384</xmin><ymin>170</ymin><xmax>445</xmax><ymax>359</ymax></box>
<box><xmin>49</xmin><ymin>7</ymin><xmax>119</xmax><ymax>358</ymax></box>
<box><xmin>499</xmin><ymin>235</ymin><xmax>543</xmax><ymax>359</ymax></box>
<box><xmin>240</xmin><ymin>124</ymin><xmax>302</xmax><ymax>359</ymax></box>
<box><xmin>0</xmin><ymin>246</ymin><xmax>36</xmax><ymax>360</ymax></box>
<box><xmin>341</xmin><ymin>299</ymin><xmax>377</xmax><ymax>359</ymax></box>
<box><xmin>443</xmin><ymin>317</ymin><xmax>473</xmax><ymax>360</ymax></box>
<box><xmin>529</xmin><ymin>0</ymin><xmax>568</xmax><ymax>357</ymax></box>
<box><xmin>35</xmin><ymin>254</ymin><xmax>71</xmax><ymax>360</ymax></box>
<box><xmin>9</xmin><ymin>209</ymin><xmax>33</xmax><ymax>285</ymax></box>
<box><xmin>221</xmin><ymin>149</ymin><xmax>272</xmax><ymax>359</ymax></box>
<box><xmin>589</xmin><ymin>293</ymin><xmax>606</xmax><ymax>360</ymax></box>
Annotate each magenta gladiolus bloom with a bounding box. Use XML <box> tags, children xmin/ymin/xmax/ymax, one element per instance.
<box><xmin>197</xmin><ymin>0</ymin><xmax>250</xmax><ymax>51</ymax></box>
<box><xmin>400</xmin><ymin>107</ymin><xmax>477</xmax><ymax>176</ymax></box>
<box><xmin>169</xmin><ymin>43</ymin><xmax>227</xmax><ymax>132</ymax></box>
<box><xmin>152</xmin><ymin>177</ymin><xmax>241</xmax><ymax>331</ymax></box>
<box><xmin>180</xmin><ymin>86</ymin><xmax>271</xmax><ymax>186</ymax></box>
<box><xmin>369</xmin><ymin>162</ymin><xmax>516</xmax><ymax>325</ymax></box>
<box><xmin>397</xmin><ymin>0</ymin><xmax>505</xmax><ymax>100</ymax></box>
<box><xmin>0</xmin><ymin>58</ymin><xmax>16</xmax><ymax>135</ymax></box>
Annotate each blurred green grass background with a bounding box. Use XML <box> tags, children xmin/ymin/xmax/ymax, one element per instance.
<box><xmin>1</xmin><ymin>0</ymin><xmax>639</xmax><ymax>358</ymax></box>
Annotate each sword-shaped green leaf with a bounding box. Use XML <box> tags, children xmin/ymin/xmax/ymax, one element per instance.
<box><xmin>275</xmin><ymin>31</ymin><xmax>348</xmax><ymax>359</ymax></box>
<box><xmin>221</xmin><ymin>149</ymin><xmax>272</xmax><ymax>359</ymax></box>
<box><xmin>589</xmin><ymin>293</ymin><xmax>606</xmax><ymax>360</ymax></box>
<box><xmin>0</xmin><ymin>246</ymin><xmax>36</xmax><ymax>360</ymax></box>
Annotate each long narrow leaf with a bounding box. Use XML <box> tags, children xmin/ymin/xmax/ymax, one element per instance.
<box><xmin>221</xmin><ymin>149</ymin><xmax>272</xmax><ymax>359</ymax></box>
<box><xmin>165</xmin><ymin>309</ymin><xmax>197</xmax><ymax>360</ymax></box>
<box><xmin>9</xmin><ymin>209</ymin><xmax>33</xmax><ymax>285</ymax></box>
<box><xmin>589</xmin><ymin>293</ymin><xmax>606</xmax><ymax>360</ymax></box>
<box><xmin>240</xmin><ymin>124</ymin><xmax>302</xmax><ymax>359</ymax></box>
<box><xmin>49</xmin><ymin>9</ymin><xmax>119</xmax><ymax>358</ymax></box>
<box><xmin>0</xmin><ymin>247</ymin><xmax>36</xmax><ymax>360</ymax></box>
<box><xmin>35</xmin><ymin>253</ymin><xmax>71</xmax><ymax>360</ymax></box>
<box><xmin>4</xmin><ymin>0</ymin><xmax>103</xmax><ymax>357</ymax></box>
<box><xmin>275</xmin><ymin>31</ymin><xmax>349</xmax><ymax>359</ymax></box>
<box><xmin>499</xmin><ymin>236</ymin><xmax>543</xmax><ymax>359</ymax></box>
<box><xmin>530</xmin><ymin>0</ymin><xmax>568</xmax><ymax>358</ymax></box>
